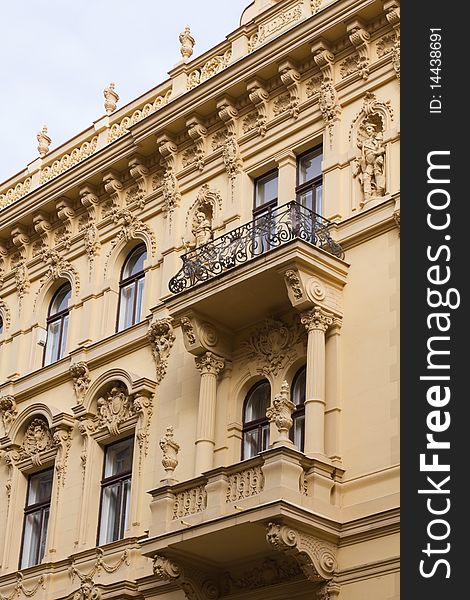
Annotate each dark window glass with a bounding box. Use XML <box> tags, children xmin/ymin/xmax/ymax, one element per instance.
<box><xmin>0</xmin><ymin>315</ymin><xmax>3</xmax><ymax>335</ymax></box>
<box><xmin>296</xmin><ymin>147</ymin><xmax>323</xmax><ymax>215</ymax></box>
<box><xmin>20</xmin><ymin>469</ymin><xmax>53</xmax><ymax>568</ymax></box>
<box><xmin>98</xmin><ymin>438</ymin><xmax>133</xmax><ymax>545</ymax></box>
<box><xmin>290</xmin><ymin>366</ymin><xmax>306</xmax><ymax>451</ymax></box>
<box><xmin>43</xmin><ymin>283</ymin><xmax>71</xmax><ymax>365</ymax></box>
<box><xmin>117</xmin><ymin>245</ymin><xmax>147</xmax><ymax>331</ymax></box>
<box><xmin>254</xmin><ymin>170</ymin><xmax>279</xmax><ymax>214</ymax></box>
<box><xmin>242</xmin><ymin>381</ymin><xmax>271</xmax><ymax>459</ymax></box>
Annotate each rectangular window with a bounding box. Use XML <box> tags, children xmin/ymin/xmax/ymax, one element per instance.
<box><xmin>253</xmin><ymin>170</ymin><xmax>279</xmax><ymax>255</ymax></box>
<box><xmin>20</xmin><ymin>469</ymin><xmax>53</xmax><ymax>569</ymax></box>
<box><xmin>296</xmin><ymin>147</ymin><xmax>323</xmax><ymax>215</ymax></box>
<box><xmin>254</xmin><ymin>170</ymin><xmax>278</xmax><ymax>215</ymax></box>
<box><xmin>98</xmin><ymin>438</ymin><xmax>133</xmax><ymax>546</ymax></box>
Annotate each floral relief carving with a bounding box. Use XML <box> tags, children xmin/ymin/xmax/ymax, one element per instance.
<box><xmin>284</xmin><ymin>269</ymin><xmax>303</xmax><ymax>300</ymax></box>
<box><xmin>39</xmin><ymin>137</ymin><xmax>98</xmax><ymax>185</ymax></box>
<box><xmin>0</xmin><ymin>177</ymin><xmax>32</xmax><ymax>209</ymax></box>
<box><xmin>211</xmin><ymin>130</ymin><xmax>226</xmax><ymax>151</ymax></box>
<box><xmin>241</xmin><ymin>317</ymin><xmax>305</xmax><ymax>376</ymax></box>
<box><xmin>70</xmin><ymin>362</ymin><xmax>91</xmax><ymax>404</ymax></box>
<box><xmin>147</xmin><ymin>317</ymin><xmax>176</xmax><ymax>383</ymax></box>
<box><xmin>180</xmin><ymin>317</ymin><xmax>196</xmax><ymax>345</ymax></box>
<box><xmin>134</xmin><ymin>391</ymin><xmax>153</xmax><ymax>473</ymax></box>
<box><xmin>12</xmin><ymin>256</ymin><xmax>30</xmax><ymax>306</ymax></box>
<box><xmin>35</xmin><ymin>248</ymin><xmax>80</xmax><ymax>304</ymax></box>
<box><xmin>376</xmin><ymin>33</ymin><xmax>397</xmax><ymax>57</ymax></box>
<box><xmin>0</xmin><ymin>297</ymin><xmax>11</xmax><ymax>331</ymax></box>
<box><xmin>223</xmin><ymin>135</ymin><xmax>243</xmax><ymax>180</ymax></box>
<box><xmin>187</xmin><ymin>49</ymin><xmax>232</xmax><ymax>90</ymax></box>
<box><xmin>266</xmin><ymin>381</ymin><xmax>296</xmax><ymax>444</ymax></box>
<box><xmin>273</xmin><ymin>92</ymin><xmax>292</xmax><ymax>117</ymax></box>
<box><xmin>305</xmin><ymin>75</ymin><xmax>322</xmax><ymax>98</ymax></box>
<box><xmin>266</xmin><ymin>522</ymin><xmax>338</xmax><ymax>583</ymax></box>
<box><xmin>340</xmin><ymin>55</ymin><xmax>360</xmax><ymax>78</ymax></box>
<box><xmin>0</xmin><ymin>395</ymin><xmax>17</xmax><ymax>434</ymax></box>
<box><xmin>242</xmin><ymin>112</ymin><xmax>259</xmax><ymax>135</ymax></box>
<box><xmin>220</xmin><ymin>557</ymin><xmax>302</xmax><ymax>594</ymax></box>
<box><xmin>53</xmin><ymin>425</ymin><xmax>72</xmax><ymax>487</ymax></box>
<box><xmin>153</xmin><ymin>556</ymin><xmax>219</xmax><ymax>600</ymax></box>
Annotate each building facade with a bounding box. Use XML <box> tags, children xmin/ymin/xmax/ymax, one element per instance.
<box><xmin>0</xmin><ymin>0</ymin><xmax>400</xmax><ymax>598</ymax></box>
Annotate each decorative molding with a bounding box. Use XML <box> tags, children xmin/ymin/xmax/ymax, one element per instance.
<box><xmin>147</xmin><ymin>317</ymin><xmax>175</xmax><ymax>384</ymax></box>
<box><xmin>53</xmin><ymin>424</ymin><xmax>73</xmax><ymax>487</ymax></box>
<box><xmin>217</xmin><ymin>98</ymin><xmax>243</xmax><ymax>180</ymax></box>
<box><xmin>186</xmin><ymin>117</ymin><xmax>207</xmax><ymax>171</ymax></box>
<box><xmin>19</xmin><ymin>417</ymin><xmax>55</xmax><ymax>465</ymax></box>
<box><xmin>96</xmin><ymin>383</ymin><xmax>136</xmax><ymax>436</ymax></box>
<box><xmin>284</xmin><ymin>269</ymin><xmax>303</xmax><ymax>300</ymax></box>
<box><xmin>69</xmin><ymin>548</ymin><xmax>129</xmax><ymax>600</ymax></box>
<box><xmin>180</xmin><ymin>317</ymin><xmax>196</xmax><ymax>345</ymax></box>
<box><xmin>158</xmin><ymin>134</ymin><xmax>181</xmax><ymax>216</ymax></box>
<box><xmin>128</xmin><ymin>155</ymin><xmax>150</xmax><ymax>208</ymax></box>
<box><xmin>0</xmin><ymin>177</ymin><xmax>32</xmax><ymax>209</ymax></box>
<box><xmin>266</xmin><ymin>522</ymin><xmax>338</xmax><ymax>583</ymax></box>
<box><xmin>70</xmin><ymin>361</ymin><xmax>91</xmax><ymax>404</ymax></box>
<box><xmin>0</xmin><ymin>395</ymin><xmax>17</xmax><ymax>435</ymax></box>
<box><xmin>0</xmin><ymin>297</ymin><xmax>11</xmax><ymax>331</ymax></box>
<box><xmin>36</xmin><ymin>248</ymin><xmax>80</xmax><ymax>300</ymax></box>
<box><xmin>384</xmin><ymin>0</ymin><xmax>400</xmax><ymax>81</ymax></box>
<box><xmin>241</xmin><ymin>317</ymin><xmax>304</xmax><ymax>376</ymax></box>
<box><xmin>39</xmin><ymin>137</ymin><xmax>98</xmax><ymax>185</ymax></box>
<box><xmin>159</xmin><ymin>425</ymin><xmax>180</xmax><ymax>480</ymax></box>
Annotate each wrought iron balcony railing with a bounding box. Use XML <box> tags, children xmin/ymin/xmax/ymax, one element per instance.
<box><xmin>168</xmin><ymin>201</ymin><xmax>344</xmax><ymax>294</ymax></box>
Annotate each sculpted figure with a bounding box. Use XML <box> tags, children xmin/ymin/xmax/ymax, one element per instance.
<box><xmin>354</xmin><ymin>121</ymin><xmax>386</xmax><ymax>202</ymax></box>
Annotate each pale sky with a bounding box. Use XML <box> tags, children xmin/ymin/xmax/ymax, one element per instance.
<box><xmin>0</xmin><ymin>0</ymin><xmax>249</xmax><ymax>184</ymax></box>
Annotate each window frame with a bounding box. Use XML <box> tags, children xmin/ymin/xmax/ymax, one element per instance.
<box><xmin>19</xmin><ymin>468</ymin><xmax>54</xmax><ymax>569</ymax></box>
<box><xmin>97</xmin><ymin>437</ymin><xmax>134</xmax><ymax>546</ymax></box>
<box><xmin>241</xmin><ymin>380</ymin><xmax>271</xmax><ymax>460</ymax></box>
<box><xmin>295</xmin><ymin>146</ymin><xmax>323</xmax><ymax>215</ymax></box>
<box><xmin>290</xmin><ymin>366</ymin><xmax>306</xmax><ymax>451</ymax></box>
<box><xmin>116</xmin><ymin>244</ymin><xmax>147</xmax><ymax>332</ymax></box>
<box><xmin>253</xmin><ymin>169</ymin><xmax>279</xmax><ymax>218</ymax></box>
<box><xmin>43</xmin><ymin>283</ymin><xmax>71</xmax><ymax>366</ymax></box>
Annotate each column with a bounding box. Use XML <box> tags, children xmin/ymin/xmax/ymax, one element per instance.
<box><xmin>194</xmin><ymin>352</ymin><xmax>225</xmax><ymax>475</ymax></box>
<box><xmin>275</xmin><ymin>150</ymin><xmax>297</xmax><ymax>205</ymax></box>
<box><xmin>301</xmin><ymin>307</ymin><xmax>333</xmax><ymax>456</ymax></box>
<box><xmin>325</xmin><ymin>318</ymin><xmax>343</xmax><ymax>463</ymax></box>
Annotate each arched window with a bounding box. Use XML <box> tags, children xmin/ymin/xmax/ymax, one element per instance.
<box><xmin>290</xmin><ymin>366</ymin><xmax>306</xmax><ymax>451</ymax></box>
<box><xmin>117</xmin><ymin>245</ymin><xmax>147</xmax><ymax>331</ymax></box>
<box><xmin>43</xmin><ymin>283</ymin><xmax>71</xmax><ymax>366</ymax></box>
<box><xmin>242</xmin><ymin>380</ymin><xmax>271</xmax><ymax>459</ymax></box>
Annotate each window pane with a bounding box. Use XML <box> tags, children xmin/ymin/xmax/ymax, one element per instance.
<box><xmin>28</xmin><ymin>470</ymin><xmax>53</xmax><ymax>505</ymax></box>
<box><xmin>293</xmin><ymin>414</ymin><xmax>305</xmax><ymax>451</ymax></box>
<box><xmin>104</xmin><ymin>438</ymin><xmax>133</xmax><ymax>478</ymax></box>
<box><xmin>243</xmin><ymin>429</ymin><xmax>260</xmax><ymax>460</ymax></box>
<box><xmin>118</xmin><ymin>283</ymin><xmax>136</xmax><ymax>330</ymax></box>
<box><xmin>135</xmin><ymin>277</ymin><xmax>145</xmax><ymax>323</ymax></box>
<box><xmin>121</xmin><ymin>478</ymin><xmax>132</xmax><ymax>536</ymax></box>
<box><xmin>297</xmin><ymin>189</ymin><xmax>314</xmax><ymax>213</ymax></box>
<box><xmin>21</xmin><ymin>510</ymin><xmax>42</xmax><ymax>568</ymax></box>
<box><xmin>123</xmin><ymin>246</ymin><xmax>146</xmax><ymax>278</ymax></box>
<box><xmin>244</xmin><ymin>381</ymin><xmax>271</xmax><ymax>423</ymax></box>
<box><xmin>298</xmin><ymin>151</ymin><xmax>322</xmax><ymax>184</ymax></box>
<box><xmin>50</xmin><ymin>284</ymin><xmax>71</xmax><ymax>315</ymax></box>
<box><xmin>39</xmin><ymin>508</ymin><xmax>49</xmax><ymax>564</ymax></box>
<box><xmin>0</xmin><ymin>316</ymin><xmax>3</xmax><ymax>334</ymax></box>
<box><xmin>99</xmin><ymin>482</ymin><xmax>120</xmax><ymax>545</ymax></box>
<box><xmin>59</xmin><ymin>315</ymin><xmax>68</xmax><ymax>359</ymax></box>
<box><xmin>316</xmin><ymin>184</ymin><xmax>323</xmax><ymax>216</ymax></box>
<box><xmin>44</xmin><ymin>319</ymin><xmax>62</xmax><ymax>365</ymax></box>
<box><xmin>255</xmin><ymin>172</ymin><xmax>278</xmax><ymax>208</ymax></box>
<box><xmin>261</xmin><ymin>423</ymin><xmax>270</xmax><ymax>452</ymax></box>
<box><xmin>292</xmin><ymin>368</ymin><xmax>306</xmax><ymax>407</ymax></box>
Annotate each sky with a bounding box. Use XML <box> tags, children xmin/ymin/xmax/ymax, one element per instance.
<box><xmin>0</xmin><ymin>0</ymin><xmax>249</xmax><ymax>184</ymax></box>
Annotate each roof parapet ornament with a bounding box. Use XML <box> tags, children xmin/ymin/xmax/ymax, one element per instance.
<box><xmin>179</xmin><ymin>25</ymin><xmax>195</xmax><ymax>61</ymax></box>
<box><xmin>103</xmin><ymin>82</ymin><xmax>119</xmax><ymax>115</ymax></box>
<box><xmin>37</xmin><ymin>125</ymin><xmax>51</xmax><ymax>158</ymax></box>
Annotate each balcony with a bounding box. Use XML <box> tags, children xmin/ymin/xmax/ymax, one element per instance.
<box><xmin>140</xmin><ymin>447</ymin><xmax>343</xmax><ymax>598</ymax></box>
<box><xmin>169</xmin><ymin>202</ymin><xmax>344</xmax><ymax>294</ymax></box>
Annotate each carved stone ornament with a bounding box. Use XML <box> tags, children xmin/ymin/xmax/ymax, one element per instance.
<box><xmin>179</xmin><ymin>25</ymin><xmax>195</xmax><ymax>61</ymax></box>
<box><xmin>19</xmin><ymin>417</ymin><xmax>54</xmax><ymax>464</ymax></box>
<box><xmin>96</xmin><ymin>384</ymin><xmax>135</xmax><ymax>436</ymax></box>
<box><xmin>70</xmin><ymin>361</ymin><xmax>91</xmax><ymax>403</ymax></box>
<box><xmin>241</xmin><ymin>317</ymin><xmax>305</xmax><ymax>376</ymax></box>
<box><xmin>220</xmin><ymin>557</ymin><xmax>302</xmax><ymax>594</ymax></box>
<box><xmin>0</xmin><ymin>573</ymin><xmax>45</xmax><ymax>600</ymax></box>
<box><xmin>266</xmin><ymin>381</ymin><xmax>296</xmax><ymax>444</ymax></box>
<box><xmin>180</xmin><ymin>316</ymin><xmax>196</xmax><ymax>345</ymax></box>
<box><xmin>147</xmin><ymin>318</ymin><xmax>176</xmax><ymax>383</ymax></box>
<box><xmin>38</xmin><ymin>248</ymin><xmax>80</xmax><ymax>297</ymax></box>
<box><xmin>284</xmin><ymin>269</ymin><xmax>303</xmax><ymax>300</ymax></box>
<box><xmin>103</xmin><ymin>82</ymin><xmax>119</xmax><ymax>115</ymax></box>
<box><xmin>0</xmin><ymin>395</ymin><xmax>17</xmax><ymax>434</ymax></box>
<box><xmin>37</xmin><ymin>125</ymin><xmax>51</xmax><ymax>158</ymax></box>
<box><xmin>153</xmin><ymin>555</ymin><xmax>219</xmax><ymax>600</ymax></box>
<box><xmin>301</xmin><ymin>307</ymin><xmax>333</xmax><ymax>333</ymax></box>
<box><xmin>223</xmin><ymin>135</ymin><xmax>242</xmax><ymax>180</ymax></box>
<box><xmin>195</xmin><ymin>351</ymin><xmax>225</xmax><ymax>377</ymax></box>
<box><xmin>159</xmin><ymin>425</ymin><xmax>180</xmax><ymax>479</ymax></box>
<box><xmin>69</xmin><ymin>548</ymin><xmax>129</xmax><ymax>600</ymax></box>
<box><xmin>266</xmin><ymin>522</ymin><xmax>338</xmax><ymax>583</ymax></box>
<box><xmin>184</xmin><ymin>184</ymin><xmax>222</xmax><ymax>249</ymax></box>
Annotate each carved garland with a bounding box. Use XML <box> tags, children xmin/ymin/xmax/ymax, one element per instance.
<box><xmin>69</xmin><ymin>548</ymin><xmax>130</xmax><ymax>600</ymax></box>
<box><xmin>0</xmin><ymin>573</ymin><xmax>45</xmax><ymax>600</ymax></box>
